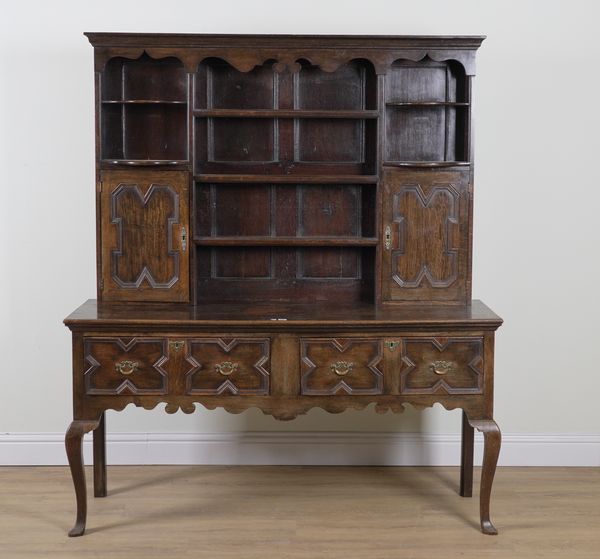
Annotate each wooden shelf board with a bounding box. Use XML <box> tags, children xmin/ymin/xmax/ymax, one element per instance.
<box><xmin>194</xmin><ymin>174</ymin><xmax>379</xmax><ymax>184</ymax></box>
<box><xmin>386</xmin><ymin>101</ymin><xmax>470</xmax><ymax>107</ymax></box>
<box><xmin>193</xmin><ymin>237</ymin><xmax>379</xmax><ymax>247</ymax></box>
<box><xmin>384</xmin><ymin>161</ymin><xmax>470</xmax><ymax>168</ymax></box>
<box><xmin>193</xmin><ymin>109</ymin><xmax>378</xmax><ymax>119</ymax></box>
<box><xmin>102</xmin><ymin>100</ymin><xmax>187</xmax><ymax>105</ymax></box>
<box><xmin>101</xmin><ymin>159</ymin><xmax>190</xmax><ymax>167</ymax></box>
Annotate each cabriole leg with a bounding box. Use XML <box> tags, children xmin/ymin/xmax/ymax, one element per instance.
<box><xmin>460</xmin><ymin>410</ymin><xmax>474</xmax><ymax>497</ymax></box>
<box><xmin>93</xmin><ymin>412</ymin><xmax>107</xmax><ymax>497</ymax></box>
<box><xmin>65</xmin><ymin>419</ymin><xmax>100</xmax><ymax>537</ymax></box>
<box><xmin>468</xmin><ymin>418</ymin><xmax>501</xmax><ymax>535</ymax></box>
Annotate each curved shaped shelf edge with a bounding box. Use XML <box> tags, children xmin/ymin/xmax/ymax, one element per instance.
<box><xmin>384</xmin><ymin>161</ymin><xmax>470</xmax><ymax>168</ymax></box>
<box><xmin>101</xmin><ymin>160</ymin><xmax>190</xmax><ymax>167</ymax></box>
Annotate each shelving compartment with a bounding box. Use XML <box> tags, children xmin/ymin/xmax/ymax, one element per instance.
<box><xmin>193</xmin><ymin>181</ymin><xmax>376</xmax><ymax>304</ymax></box>
<box><xmin>100</xmin><ymin>54</ymin><xmax>188</xmax><ymax>163</ymax></box>
<box><xmin>195</xmin><ymin>245</ymin><xmax>375</xmax><ymax>304</ymax></box>
<box><xmin>194</xmin><ymin>183</ymin><xmax>375</xmax><ymax>241</ymax></box>
<box><xmin>194</xmin><ymin>59</ymin><xmax>377</xmax><ymax>176</ymax></box>
<box><xmin>293</xmin><ymin>61</ymin><xmax>377</xmax><ymax>170</ymax></box>
<box><xmin>385</xmin><ymin>59</ymin><xmax>469</xmax><ymax>165</ymax></box>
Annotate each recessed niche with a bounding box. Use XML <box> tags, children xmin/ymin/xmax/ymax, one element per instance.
<box><xmin>385</xmin><ymin>58</ymin><xmax>469</xmax><ymax>163</ymax></box>
<box><xmin>100</xmin><ymin>54</ymin><xmax>188</xmax><ymax>161</ymax></box>
<box><xmin>194</xmin><ymin>183</ymin><xmax>375</xmax><ymax>239</ymax></box>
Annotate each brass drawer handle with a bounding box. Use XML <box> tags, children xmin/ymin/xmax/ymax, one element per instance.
<box><xmin>331</xmin><ymin>361</ymin><xmax>354</xmax><ymax>376</ymax></box>
<box><xmin>215</xmin><ymin>361</ymin><xmax>238</xmax><ymax>376</ymax></box>
<box><xmin>115</xmin><ymin>360</ymin><xmax>139</xmax><ymax>375</ymax></box>
<box><xmin>430</xmin><ymin>360</ymin><xmax>453</xmax><ymax>375</ymax></box>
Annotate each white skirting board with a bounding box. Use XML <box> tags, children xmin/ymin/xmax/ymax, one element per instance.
<box><xmin>1</xmin><ymin>432</ymin><xmax>599</xmax><ymax>467</ymax></box>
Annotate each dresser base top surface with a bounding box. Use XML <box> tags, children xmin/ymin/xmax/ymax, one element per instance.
<box><xmin>64</xmin><ymin>299</ymin><xmax>502</xmax><ymax>331</ymax></box>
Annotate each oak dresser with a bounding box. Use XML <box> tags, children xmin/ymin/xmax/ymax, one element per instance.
<box><xmin>64</xmin><ymin>33</ymin><xmax>502</xmax><ymax>536</ymax></box>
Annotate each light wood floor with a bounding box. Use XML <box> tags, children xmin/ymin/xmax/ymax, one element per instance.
<box><xmin>1</xmin><ymin>466</ymin><xmax>599</xmax><ymax>558</ymax></box>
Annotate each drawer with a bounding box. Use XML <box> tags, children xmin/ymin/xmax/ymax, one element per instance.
<box><xmin>84</xmin><ymin>337</ymin><xmax>170</xmax><ymax>395</ymax></box>
<box><xmin>184</xmin><ymin>338</ymin><xmax>270</xmax><ymax>395</ymax></box>
<box><xmin>399</xmin><ymin>337</ymin><xmax>484</xmax><ymax>395</ymax></box>
<box><xmin>301</xmin><ymin>338</ymin><xmax>384</xmax><ymax>395</ymax></box>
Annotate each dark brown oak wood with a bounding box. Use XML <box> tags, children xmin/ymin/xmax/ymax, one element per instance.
<box><xmin>194</xmin><ymin>174</ymin><xmax>379</xmax><ymax>183</ymax></box>
<box><xmin>460</xmin><ymin>410</ymin><xmax>474</xmax><ymax>497</ymax></box>
<box><xmin>65</xmin><ymin>299</ymin><xmax>502</xmax><ymax>330</ymax></box>
<box><xmin>382</xmin><ymin>168</ymin><xmax>471</xmax><ymax>304</ymax></box>
<box><xmin>194</xmin><ymin>109</ymin><xmax>379</xmax><ymax>119</ymax></box>
<box><xmin>65</xmin><ymin>419</ymin><xmax>101</xmax><ymax>537</ymax></box>
<box><xmin>193</xmin><ymin>237</ymin><xmax>379</xmax><ymax>247</ymax></box>
<box><xmin>99</xmin><ymin>170</ymin><xmax>190</xmax><ymax>303</ymax></box>
<box><xmin>64</xmin><ymin>33</ymin><xmax>501</xmax><ymax>537</ymax></box>
<box><xmin>468</xmin><ymin>419</ymin><xmax>501</xmax><ymax>535</ymax></box>
<box><xmin>93</xmin><ymin>412</ymin><xmax>107</xmax><ymax>498</ymax></box>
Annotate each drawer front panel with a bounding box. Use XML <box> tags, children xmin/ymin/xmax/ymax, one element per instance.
<box><xmin>301</xmin><ymin>338</ymin><xmax>384</xmax><ymax>395</ymax></box>
<box><xmin>84</xmin><ymin>337</ymin><xmax>169</xmax><ymax>395</ymax></box>
<box><xmin>185</xmin><ymin>338</ymin><xmax>270</xmax><ymax>395</ymax></box>
<box><xmin>400</xmin><ymin>337</ymin><xmax>483</xmax><ymax>395</ymax></box>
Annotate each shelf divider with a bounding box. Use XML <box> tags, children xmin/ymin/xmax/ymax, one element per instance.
<box><xmin>383</xmin><ymin>161</ymin><xmax>470</xmax><ymax>168</ymax></box>
<box><xmin>386</xmin><ymin>101</ymin><xmax>469</xmax><ymax>108</ymax></box>
<box><xmin>194</xmin><ymin>174</ymin><xmax>379</xmax><ymax>184</ymax></box>
<box><xmin>101</xmin><ymin>159</ymin><xmax>190</xmax><ymax>168</ymax></box>
<box><xmin>193</xmin><ymin>109</ymin><xmax>378</xmax><ymax>119</ymax></box>
<box><xmin>102</xmin><ymin>100</ymin><xmax>187</xmax><ymax>105</ymax></box>
<box><xmin>194</xmin><ymin>237</ymin><xmax>379</xmax><ymax>247</ymax></box>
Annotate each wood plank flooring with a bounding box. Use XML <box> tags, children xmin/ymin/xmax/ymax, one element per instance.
<box><xmin>1</xmin><ymin>466</ymin><xmax>599</xmax><ymax>558</ymax></box>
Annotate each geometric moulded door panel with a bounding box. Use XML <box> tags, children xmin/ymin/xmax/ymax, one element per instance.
<box><xmin>100</xmin><ymin>170</ymin><xmax>190</xmax><ymax>302</ymax></box>
<box><xmin>381</xmin><ymin>169</ymin><xmax>470</xmax><ymax>303</ymax></box>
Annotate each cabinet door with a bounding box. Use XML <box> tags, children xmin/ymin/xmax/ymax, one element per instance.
<box><xmin>100</xmin><ymin>170</ymin><xmax>189</xmax><ymax>302</ymax></box>
<box><xmin>381</xmin><ymin>169</ymin><xmax>470</xmax><ymax>303</ymax></box>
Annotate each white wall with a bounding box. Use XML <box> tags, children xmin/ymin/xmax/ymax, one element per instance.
<box><xmin>1</xmin><ymin>1</ymin><xmax>599</xmax><ymax>462</ymax></box>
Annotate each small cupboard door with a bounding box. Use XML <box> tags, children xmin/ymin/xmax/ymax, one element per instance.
<box><xmin>100</xmin><ymin>170</ymin><xmax>190</xmax><ymax>302</ymax></box>
<box><xmin>381</xmin><ymin>169</ymin><xmax>470</xmax><ymax>303</ymax></box>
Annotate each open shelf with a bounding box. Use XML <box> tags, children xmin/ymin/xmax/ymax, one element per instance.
<box><xmin>194</xmin><ymin>181</ymin><xmax>376</xmax><ymax>252</ymax></box>
<box><xmin>101</xmin><ymin>159</ymin><xmax>189</xmax><ymax>168</ymax></box>
<box><xmin>384</xmin><ymin>161</ymin><xmax>470</xmax><ymax>168</ymax></box>
<box><xmin>196</xmin><ymin>245</ymin><xmax>375</xmax><ymax>304</ymax></box>
<box><xmin>194</xmin><ymin>58</ymin><xmax>378</xmax><ymax>177</ymax></box>
<box><xmin>102</xmin><ymin>100</ymin><xmax>186</xmax><ymax>105</ymax></box>
<box><xmin>194</xmin><ymin>174</ymin><xmax>379</xmax><ymax>184</ymax></box>
<box><xmin>384</xmin><ymin>58</ymin><xmax>469</xmax><ymax>165</ymax></box>
<box><xmin>103</xmin><ymin>53</ymin><xmax>187</xmax><ymax>102</ymax></box>
<box><xmin>194</xmin><ymin>109</ymin><xmax>378</xmax><ymax>119</ymax></box>
<box><xmin>100</xmin><ymin>54</ymin><xmax>188</xmax><ymax>161</ymax></box>
<box><xmin>194</xmin><ymin>237</ymin><xmax>378</xmax><ymax>247</ymax></box>
<box><xmin>386</xmin><ymin>101</ymin><xmax>469</xmax><ymax>107</ymax></box>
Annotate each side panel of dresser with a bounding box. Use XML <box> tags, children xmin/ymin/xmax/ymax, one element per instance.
<box><xmin>99</xmin><ymin>170</ymin><xmax>190</xmax><ymax>302</ymax></box>
<box><xmin>381</xmin><ymin>169</ymin><xmax>471</xmax><ymax>304</ymax></box>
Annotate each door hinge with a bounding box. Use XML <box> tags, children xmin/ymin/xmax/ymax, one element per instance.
<box><xmin>99</xmin><ymin>277</ymin><xmax>104</xmax><ymax>290</ymax></box>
